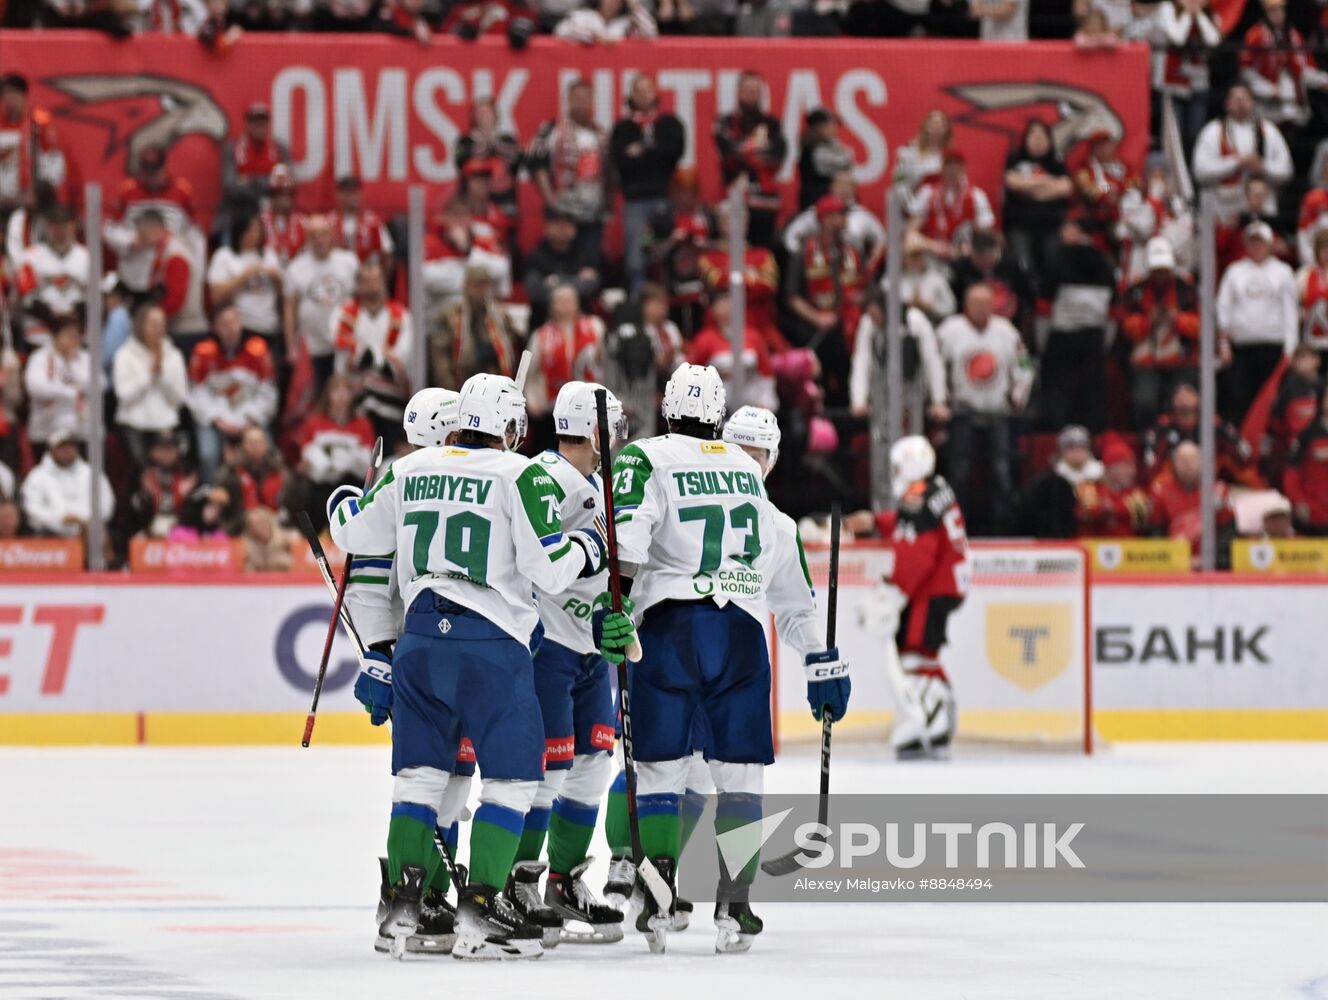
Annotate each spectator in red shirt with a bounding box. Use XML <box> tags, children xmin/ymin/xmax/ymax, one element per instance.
<box><xmin>262</xmin><ymin>166</ymin><xmax>306</xmax><ymax>265</ymax></box>
<box><xmin>0</xmin><ymin>73</ymin><xmax>72</xmax><ymax>216</ymax></box>
<box><xmin>698</xmin><ymin>206</ymin><xmax>783</xmax><ymax>352</ymax></box>
<box><xmin>1073</xmin><ymin>129</ymin><xmax>1132</xmax><ymax>248</ymax></box>
<box><xmin>910</xmin><ymin>150</ymin><xmax>996</xmax><ymax>262</ymax></box>
<box><xmin>293</xmin><ymin>374</ymin><xmax>376</xmax><ymax>528</ymax></box>
<box><xmin>218</xmin><ymin>423</ymin><xmax>288</xmax><ymax>516</ymax></box>
<box><xmin>1143</xmin><ymin>380</ymin><xmax>1259</xmax><ymax>487</ymax></box>
<box><xmin>1076</xmin><ymin>434</ymin><xmax>1150</xmax><ymax>537</ymax></box>
<box><xmin>221</xmin><ymin>102</ymin><xmax>290</xmax><ymax>225</ymax></box>
<box><xmin>110</xmin><ymin>145</ymin><xmax>198</xmax><ymax>235</ymax></box>
<box><xmin>1284</xmin><ymin>385</ymin><xmax>1328</xmax><ymax>535</ymax></box>
<box><xmin>1119</xmin><ymin>236</ymin><xmax>1201</xmax><ymax>428</ymax></box>
<box><xmin>455</xmin><ymin>96</ymin><xmax>523</xmax><ymax>240</ymax></box>
<box><xmin>329</xmin><ymin>174</ymin><xmax>395</xmax><ymax>266</ymax></box>
<box><xmin>128</xmin><ymin>431</ymin><xmax>198</xmax><ymax>540</ymax></box>
<box><xmin>1148</xmin><ymin>440</ymin><xmax>1234</xmax><ymax>562</ymax></box>
<box><xmin>525</xmin><ymin>282</ymin><xmax>604</xmax><ymax>424</ymax></box>
<box><xmin>685</xmin><ymin>288</ymin><xmax>777</xmax><ymax>412</ymax></box>
<box><xmin>188</xmin><ymin>305</ymin><xmax>279</xmax><ymax>484</ymax></box>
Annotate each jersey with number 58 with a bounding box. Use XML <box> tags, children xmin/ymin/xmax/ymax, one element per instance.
<box><xmin>329</xmin><ymin>445</ymin><xmax>589</xmax><ymax>644</ymax></box>
<box><xmin>612</xmin><ymin>434</ymin><xmax>782</xmax><ymax>623</ymax></box>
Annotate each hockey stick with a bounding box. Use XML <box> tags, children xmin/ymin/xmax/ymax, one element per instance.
<box><xmin>761</xmin><ymin>502</ymin><xmax>841</xmax><ymax>877</ymax></box>
<box><xmin>302</xmin><ymin>436</ymin><xmax>384</xmax><ymax>748</ymax></box>
<box><xmin>594</xmin><ymin>388</ymin><xmax>670</xmax><ymax>914</ymax></box>
<box><xmin>297</xmin><ymin>511</ymin><xmax>368</xmax><ymax>667</ymax></box>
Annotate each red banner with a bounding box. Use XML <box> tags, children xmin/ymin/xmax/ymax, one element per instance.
<box><xmin>2</xmin><ymin>32</ymin><xmax>1149</xmax><ymax>228</ymax></box>
<box><xmin>128</xmin><ymin>537</ymin><xmax>244</xmax><ymax>573</ymax></box>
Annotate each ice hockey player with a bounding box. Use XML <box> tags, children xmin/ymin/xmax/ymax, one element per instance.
<box><xmin>600</xmin><ymin>403</ymin><xmax>844</xmax><ymax>952</ymax></box>
<box><xmin>343</xmin><ymin>386</ymin><xmax>478</xmax><ymax>957</ymax></box>
<box><xmin>599</xmin><ymin>365</ymin><xmax>850</xmax><ymax>954</ymax></box>
<box><xmin>857</xmin><ymin>434</ymin><xmax>970</xmax><ymax>759</ymax></box>
<box><xmin>328</xmin><ymin>371</ymin><xmax>607</xmax><ymax>961</ymax></box>
<box><xmin>504</xmin><ymin>381</ymin><xmax>628</xmax><ymax>946</ymax></box>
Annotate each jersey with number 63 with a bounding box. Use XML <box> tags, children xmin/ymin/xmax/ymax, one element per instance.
<box><xmin>329</xmin><ymin>445</ymin><xmax>588</xmax><ymax>645</ymax></box>
<box><xmin>612</xmin><ymin>434</ymin><xmax>782</xmax><ymax>623</ymax></box>
<box><xmin>531</xmin><ymin>450</ymin><xmax>607</xmax><ymax>656</ymax></box>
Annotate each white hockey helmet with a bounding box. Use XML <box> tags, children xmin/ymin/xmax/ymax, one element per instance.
<box><xmin>890</xmin><ymin>435</ymin><xmax>936</xmax><ymax>499</ymax></box>
<box><xmin>722</xmin><ymin>405</ymin><xmax>781</xmax><ymax>477</ymax></box>
<box><xmin>552</xmin><ymin>380</ymin><xmax>627</xmax><ymax>451</ymax></box>
<box><xmin>403</xmin><ymin>387</ymin><xmax>460</xmax><ymax>448</ymax></box>
<box><xmin>457</xmin><ymin>372</ymin><xmax>528</xmax><ymax>450</ymax></box>
<box><xmin>661</xmin><ymin>362</ymin><xmax>726</xmax><ymax>434</ymax></box>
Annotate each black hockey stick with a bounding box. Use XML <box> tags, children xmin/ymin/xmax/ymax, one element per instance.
<box><xmin>297</xmin><ymin>510</ymin><xmax>369</xmax><ymax>666</ymax></box>
<box><xmin>761</xmin><ymin>502</ymin><xmax>841</xmax><ymax>877</ymax></box>
<box><xmin>302</xmin><ymin>437</ymin><xmax>384</xmax><ymax>748</ymax></box>
<box><xmin>594</xmin><ymin>388</ymin><xmax>671</xmax><ymax>913</ymax></box>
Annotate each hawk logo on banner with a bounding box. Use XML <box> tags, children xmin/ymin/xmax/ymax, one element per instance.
<box><xmin>948</xmin><ymin>82</ymin><xmax>1123</xmax><ymax>158</ymax></box>
<box><xmin>45</xmin><ymin>73</ymin><xmax>228</xmax><ymax>168</ymax></box>
<box><xmin>985</xmin><ymin>603</ymin><xmax>1073</xmax><ymax>693</ymax></box>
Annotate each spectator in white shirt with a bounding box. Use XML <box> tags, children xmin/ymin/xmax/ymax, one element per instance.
<box><xmin>330</xmin><ymin>261</ymin><xmax>415</xmax><ymax>447</ymax></box>
<box><xmin>1192</xmin><ymin>83</ymin><xmax>1294</xmax><ymax>223</ymax></box>
<box><xmin>24</xmin><ymin>313</ymin><xmax>89</xmax><ymax>455</ymax></box>
<box><xmin>555</xmin><ymin>0</ymin><xmax>657</xmax><ymax>42</ymax></box>
<box><xmin>283</xmin><ymin>214</ymin><xmax>359</xmax><ymax>394</ymax></box>
<box><xmin>1216</xmin><ymin>220</ymin><xmax>1298</xmax><ymax>421</ymax></box>
<box><xmin>849</xmin><ymin>293</ymin><xmax>948</xmax><ymax>426</ymax></box>
<box><xmin>20</xmin><ymin>424</ymin><xmax>114</xmax><ymax>541</ymax></box>
<box><xmin>971</xmin><ymin>0</ymin><xmax>1027</xmax><ymax>40</ymax></box>
<box><xmin>15</xmin><ymin>203</ymin><xmax>88</xmax><ymax>349</ymax></box>
<box><xmin>935</xmin><ymin>282</ymin><xmax>1032</xmax><ymax>532</ymax></box>
<box><xmin>207</xmin><ymin>207</ymin><xmax>284</xmax><ymax>352</ymax></box>
<box><xmin>113</xmin><ymin>302</ymin><xmax>190</xmax><ymax>468</ymax></box>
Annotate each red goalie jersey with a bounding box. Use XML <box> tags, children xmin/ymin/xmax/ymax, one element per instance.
<box><xmin>879</xmin><ymin>475</ymin><xmax>971</xmax><ymax>657</ymax></box>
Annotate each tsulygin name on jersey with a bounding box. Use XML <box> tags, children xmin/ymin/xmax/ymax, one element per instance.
<box><xmin>402</xmin><ymin>474</ymin><xmax>494</xmax><ymax>505</ymax></box>
<box><xmin>671</xmin><ymin>470</ymin><xmax>763</xmax><ymax>497</ymax></box>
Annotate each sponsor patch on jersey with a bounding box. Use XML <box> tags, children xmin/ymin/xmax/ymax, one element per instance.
<box><xmin>701</xmin><ymin>442</ymin><xmax>727</xmax><ymax>454</ymax></box>
<box><xmin>590</xmin><ymin>724</ymin><xmax>615</xmax><ymax>750</ymax></box>
<box><xmin>442</xmin><ymin>447</ymin><xmax>470</xmax><ymax>457</ymax></box>
<box><xmin>456</xmin><ymin>738</ymin><xmax>476</xmax><ymax>763</ymax></box>
<box><xmin>545</xmin><ymin>736</ymin><xmax>575</xmax><ymax>763</ymax></box>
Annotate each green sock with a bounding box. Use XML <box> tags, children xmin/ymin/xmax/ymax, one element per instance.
<box><xmin>638</xmin><ymin>792</ymin><xmax>681</xmax><ymax>862</ymax></box>
<box><xmin>547</xmin><ymin>797</ymin><xmax>598</xmax><ymax>875</ymax></box>
<box><xmin>515</xmin><ymin>805</ymin><xmax>551</xmax><ymax>863</ymax></box>
<box><xmin>715</xmin><ymin>793</ymin><xmax>762</xmax><ymax>884</ymax></box>
<box><xmin>387</xmin><ymin>809</ymin><xmax>442</xmax><ymax>887</ymax></box>
<box><xmin>468</xmin><ymin>803</ymin><xmax>525</xmax><ymax>891</ymax></box>
<box><xmin>604</xmin><ymin>770</ymin><xmax>629</xmax><ymax>855</ymax></box>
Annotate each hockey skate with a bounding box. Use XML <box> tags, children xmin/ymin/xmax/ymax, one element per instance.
<box><xmin>452</xmin><ymin>884</ymin><xmax>544</xmax><ymax>961</ymax></box>
<box><xmin>633</xmin><ymin>856</ymin><xmax>676</xmax><ymax>954</ymax></box>
<box><xmin>602</xmin><ymin>853</ymin><xmax>637</xmax><ymax>911</ymax></box>
<box><xmin>545</xmin><ymin>858</ymin><xmax>624</xmax><ymax>944</ymax></box>
<box><xmin>505</xmin><ymin>860</ymin><xmax>564</xmax><ymax>949</ymax></box>
<box><xmin>378</xmin><ymin>864</ymin><xmax>426</xmax><ymax>959</ymax></box>
<box><xmin>374</xmin><ymin>858</ymin><xmax>456</xmax><ymax>956</ymax></box>
<box><xmin>714</xmin><ymin>879</ymin><xmax>762</xmax><ymax>954</ymax></box>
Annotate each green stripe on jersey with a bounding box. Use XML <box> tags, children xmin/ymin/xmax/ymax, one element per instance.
<box><xmin>348</xmin><ymin>574</ymin><xmax>391</xmax><ymax>585</ymax></box>
<box><xmin>360</xmin><ymin>466</ymin><xmax>395</xmax><ymax>508</ymax></box>
<box><xmin>795</xmin><ymin>527</ymin><xmax>813</xmax><ymax>590</ymax></box>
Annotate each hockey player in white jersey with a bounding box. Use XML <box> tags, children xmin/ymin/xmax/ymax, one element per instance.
<box><xmin>602</xmin><ymin>365</ymin><xmax>851</xmax><ymax>953</ymax></box>
<box><xmin>344</xmin><ymin>386</ymin><xmax>478</xmax><ymax>957</ymax></box>
<box><xmin>328</xmin><ymin>372</ymin><xmax>607</xmax><ymax>961</ymax></box>
<box><xmin>504</xmin><ymin>381</ymin><xmax>627</xmax><ymax>945</ymax></box>
<box><xmin>601</xmin><ymin>403</ymin><xmax>847</xmax><ymax>950</ymax></box>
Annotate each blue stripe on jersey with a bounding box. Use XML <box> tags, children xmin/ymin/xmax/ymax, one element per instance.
<box><xmin>539</xmin><ymin>532</ymin><xmax>565</xmax><ymax>548</ymax></box>
<box><xmin>352</xmin><ymin>557</ymin><xmax>393</xmax><ymax>570</ymax></box>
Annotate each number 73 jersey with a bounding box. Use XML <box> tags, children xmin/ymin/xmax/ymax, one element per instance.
<box><xmin>329</xmin><ymin>445</ymin><xmax>588</xmax><ymax>645</ymax></box>
<box><xmin>612</xmin><ymin>435</ymin><xmax>783</xmax><ymax>622</ymax></box>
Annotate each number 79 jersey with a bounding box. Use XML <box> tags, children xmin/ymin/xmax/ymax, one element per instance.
<box><xmin>611</xmin><ymin>434</ymin><xmax>782</xmax><ymax>623</ymax></box>
<box><xmin>329</xmin><ymin>444</ymin><xmax>587</xmax><ymax>645</ymax></box>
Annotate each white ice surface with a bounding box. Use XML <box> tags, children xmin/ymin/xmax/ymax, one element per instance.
<box><xmin>1</xmin><ymin>742</ymin><xmax>1325</xmax><ymax>1000</ymax></box>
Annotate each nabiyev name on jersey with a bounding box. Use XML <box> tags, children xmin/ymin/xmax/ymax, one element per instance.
<box><xmin>672</xmin><ymin>468</ymin><xmax>764</xmax><ymax>498</ymax></box>
<box><xmin>401</xmin><ymin>472</ymin><xmax>495</xmax><ymax>505</ymax></box>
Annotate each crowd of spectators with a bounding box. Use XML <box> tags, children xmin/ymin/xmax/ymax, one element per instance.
<box><xmin>4</xmin><ymin>0</ymin><xmax>1328</xmax><ymax>568</ymax></box>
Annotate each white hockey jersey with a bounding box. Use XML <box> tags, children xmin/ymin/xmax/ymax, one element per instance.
<box><xmin>530</xmin><ymin>450</ymin><xmax>607</xmax><ymax>656</ymax></box>
<box><xmin>329</xmin><ymin>444</ymin><xmax>589</xmax><ymax>645</ymax></box>
<box><xmin>765</xmin><ymin>509</ymin><xmax>826</xmax><ymax>660</ymax></box>
<box><xmin>611</xmin><ymin>434</ymin><xmax>782</xmax><ymax>624</ymax></box>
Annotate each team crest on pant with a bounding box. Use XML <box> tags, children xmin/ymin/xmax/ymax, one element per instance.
<box><xmin>984</xmin><ymin>603</ymin><xmax>1073</xmax><ymax>692</ymax></box>
<box><xmin>438</xmin><ymin>619</ymin><xmax>452</xmax><ymax>635</ymax></box>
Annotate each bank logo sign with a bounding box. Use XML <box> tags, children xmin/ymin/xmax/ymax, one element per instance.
<box><xmin>985</xmin><ymin>603</ymin><xmax>1072</xmax><ymax>692</ymax></box>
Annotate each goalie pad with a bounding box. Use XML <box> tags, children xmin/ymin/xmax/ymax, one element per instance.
<box><xmin>890</xmin><ymin>657</ymin><xmax>955</xmax><ymax>754</ymax></box>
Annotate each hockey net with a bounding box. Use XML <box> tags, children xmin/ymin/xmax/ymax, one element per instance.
<box><xmin>771</xmin><ymin>541</ymin><xmax>1094</xmax><ymax>754</ymax></box>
